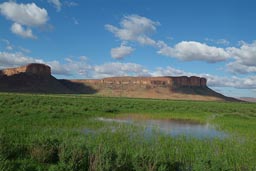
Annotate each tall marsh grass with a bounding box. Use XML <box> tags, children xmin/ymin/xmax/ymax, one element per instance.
<box><xmin>0</xmin><ymin>93</ymin><xmax>255</xmax><ymax>170</ymax></box>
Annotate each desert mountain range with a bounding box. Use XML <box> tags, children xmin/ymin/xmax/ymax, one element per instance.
<box><xmin>0</xmin><ymin>63</ymin><xmax>239</xmax><ymax>101</ymax></box>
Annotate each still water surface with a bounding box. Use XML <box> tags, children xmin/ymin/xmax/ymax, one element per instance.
<box><xmin>96</xmin><ymin>116</ymin><xmax>227</xmax><ymax>139</ymax></box>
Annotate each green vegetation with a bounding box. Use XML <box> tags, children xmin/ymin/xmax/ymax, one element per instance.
<box><xmin>0</xmin><ymin>93</ymin><xmax>255</xmax><ymax>171</ymax></box>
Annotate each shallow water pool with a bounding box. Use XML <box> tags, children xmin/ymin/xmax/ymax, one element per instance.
<box><xmin>96</xmin><ymin>116</ymin><xmax>227</xmax><ymax>139</ymax></box>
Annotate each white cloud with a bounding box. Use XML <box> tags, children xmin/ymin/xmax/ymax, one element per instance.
<box><xmin>226</xmin><ymin>61</ymin><xmax>256</xmax><ymax>74</ymax></box>
<box><xmin>0</xmin><ymin>2</ymin><xmax>48</xmax><ymax>26</ymax></box>
<box><xmin>205</xmin><ymin>75</ymin><xmax>256</xmax><ymax>89</ymax></box>
<box><xmin>11</xmin><ymin>23</ymin><xmax>37</xmax><ymax>39</ymax></box>
<box><xmin>64</xmin><ymin>57</ymin><xmax>91</xmax><ymax>75</ymax></box>
<box><xmin>47</xmin><ymin>60</ymin><xmax>72</xmax><ymax>75</ymax></box>
<box><xmin>104</xmin><ymin>15</ymin><xmax>256</xmax><ymax>77</ymax></box>
<box><xmin>158</xmin><ymin>41</ymin><xmax>230</xmax><ymax>63</ymax></box>
<box><xmin>0</xmin><ymin>52</ymin><xmax>43</xmax><ymax>68</ymax></box>
<box><xmin>0</xmin><ymin>1</ymin><xmax>48</xmax><ymax>39</ymax></box>
<box><xmin>225</xmin><ymin>41</ymin><xmax>256</xmax><ymax>74</ymax></box>
<box><xmin>105</xmin><ymin>14</ymin><xmax>159</xmax><ymax>46</ymax></box>
<box><xmin>48</xmin><ymin>0</ymin><xmax>62</xmax><ymax>12</ymax></box>
<box><xmin>111</xmin><ymin>44</ymin><xmax>134</xmax><ymax>59</ymax></box>
<box><xmin>227</xmin><ymin>41</ymin><xmax>256</xmax><ymax>67</ymax></box>
<box><xmin>106</xmin><ymin>15</ymin><xmax>233</xmax><ymax>63</ymax></box>
<box><xmin>137</xmin><ymin>36</ymin><xmax>156</xmax><ymax>46</ymax></box>
<box><xmin>44</xmin><ymin>57</ymin><xmax>92</xmax><ymax>76</ymax></box>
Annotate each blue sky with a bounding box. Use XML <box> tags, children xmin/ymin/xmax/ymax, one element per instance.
<box><xmin>0</xmin><ymin>0</ymin><xmax>256</xmax><ymax>98</ymax></box>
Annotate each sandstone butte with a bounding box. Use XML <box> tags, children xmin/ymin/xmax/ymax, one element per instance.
<box><xmin>0</xmin><ymin>63</ymin><xmax>51</xmax><ymax>76</ymax></box>
<box><xmin>0</xmin><ymin>63</ymin><xmax>239</xmax><ymax>101</ymax></box>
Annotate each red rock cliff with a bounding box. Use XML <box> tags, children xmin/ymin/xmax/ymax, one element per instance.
<box><xmin>0</xmin><ymin>63</ymin><xmax>51</xmax><ymax>76</ymax></box>
<box><xmin>80</xmin><ymin>76</ymin><xmax>207</xmax><ymax>87</ymax></box>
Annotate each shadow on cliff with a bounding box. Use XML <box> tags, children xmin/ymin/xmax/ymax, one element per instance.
<box><xmin>59</xmin><ymin>80</ymin><xmax>97</xmax><ymax>94</ymax></box>
<box><xmin>172</xmin><ymin>86</ymin><xmax>240</xmax><ymax>102</ymax></box>
<box><xmin>172</xmin><ymin>86</ymin><xmax>215</xmax><ymax>95</ymax></box>
<box><xmin>0</xmin><ymin>73</ymin><xmax>97</xmax><ymax>94</ymax></box>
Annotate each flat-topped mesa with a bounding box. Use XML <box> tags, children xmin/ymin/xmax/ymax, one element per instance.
<box><xmin>81</xmin><ymin>76</ymin><xmax>207</xmax><ymax>87</ymax></box>
<box><xmin>171</xmin><ymin>76</ymin><xmax>207</xmax><ymax>87</ymax></box>
<box><xmin>0</xmin><ymin>63</ymin><xmax>51</xmax><ymax>76</ymax></box>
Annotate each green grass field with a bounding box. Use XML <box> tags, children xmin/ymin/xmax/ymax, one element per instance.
<box><xmin>0</xmin><ymin>93</ymin><xmax>255</xmax><ymax>171</ymax></box>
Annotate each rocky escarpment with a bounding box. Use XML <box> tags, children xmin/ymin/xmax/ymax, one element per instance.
<box><xmin>0</xmin><ymin>63</ymin><xmax>51</xmax><ymax>76</ymax></box>
<box><xmin>68</xmin><ymin>76</ymin><xmax>238</xmax><ymax>101</ymax></box>
<box><xmin>0</xmin><ymin>63</ymin><xmax>238</xmax><ymax>101</ymax></box>
<box><xmin>69</xmin><ymin>76</ymin><xmax>207</xmax><ymax>92</ymax></box>
<box><xmin>0</xmin><ymin>63</ymin><xmax>74</xmax><ymax>93</ymax></box>
<box><xmin>79</xmin><ymin>76</ymin><xmax>207</xmax><ymax>87</ymax></box>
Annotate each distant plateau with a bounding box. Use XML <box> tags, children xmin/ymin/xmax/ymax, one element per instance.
<box><xmin>0</xmin><ymin>63</ymin><xmax>240</xmax><ymax>101</ymax></box>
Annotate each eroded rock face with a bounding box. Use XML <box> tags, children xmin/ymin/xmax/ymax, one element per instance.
<box><xmin>0</xmin><ymin>63</ymin><xmax>207</xmax><ymax>88</ymax></box>
<box><xmin>0</xmin><ymin>63</ymin><xmax>51</xmax><ymax>76</ymax></box>
<box><xmin>81</xmin><ymin>76</ymin><xmax>207</xmax><ymax>87</ymax></box>
<box><xmin>190</xmin><ymin>76</ymin><xmax>201</xmax><ymax>86</ymax></box>
<box><xmin>200</xmin><ymin>78</ymin><xmax>207</xmax><ymax>87</ymax></box>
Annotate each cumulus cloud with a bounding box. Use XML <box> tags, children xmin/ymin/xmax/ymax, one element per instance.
<box><xmin>227</xmin><ymin>41</ymin><xmax>256</xmax><ymax>66</ymax></box>
<box><xmin>104</xmin><ymin>14</ymin><xmax>256</xmax><ymax>77</ymax></box>
<box><xmin>46</xmin><ymin>60</ymin><xmax>70</xmax><ymax>75</ymax></box>
<box><xmin>0</xmin><ymin>1</ymin><xmax>48</xmax><ymax>38</ymax></box>
<box><xmin>105</xmin><ymin>15</ymin><xmax>159</xmax><ymax>46</ymax></box>
<box><xmin>105</xmin><ymin>15</ymin><xmax>233</xmax><ymax>62</ymax></box>
<box><xmin>111</xmin><ymin>44</ymin><xmax>134</xmax><ymax>59</ymax></box>
<box><xmin>48</xmin><ymin>0</ymin><xmax>62</xmax><ymax>11</ymax></box>
<box><xmin>11</xmin><ymin>23</ymin><xmax>37</xmax><ymax>39</ymax></box>
<box><xmin>0</xmin><ymin>2</ymin><xmax>48</xmax><ymax>26</ymax></box>
<box><xmin>0</xmin><ymin>52</ymin><xmax>43</xmax><ymax>68</ymax></box>
<box><xmin>226</xmin><ymin>61</ymin><xmax>256</xmax><ymax>74</ymax></box>
<box><xmin>157</xmin><ymin>41</ymin><xmax>230</xmax><ymax>63</ymax></box>
<box><xmin>225</xmin><ymin>41</ymin><xmax>256</xmax><ymax>74</ymax></box>
<box><xmin>156</xmin><ymin>40</ymin><xmax>256</xmax><ymax>73</ymax></box>
<box><xmin>205</xmin><ymin>75</ymin><xmax>256</xmax><ymax>89</ymax></box>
